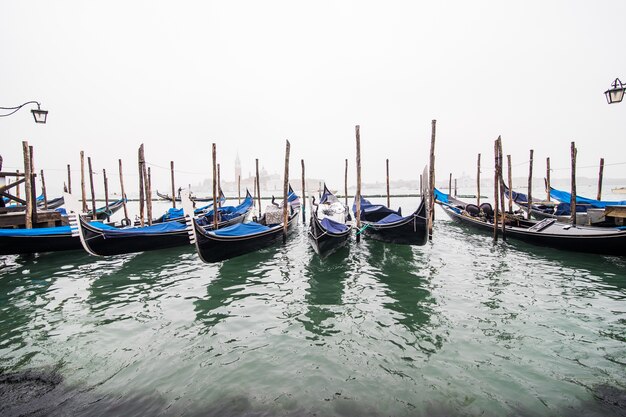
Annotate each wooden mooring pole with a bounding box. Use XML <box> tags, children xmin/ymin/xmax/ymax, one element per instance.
<box><xmin>507</xmin><ymin>155</ymin><xmax>513</xmax><ymax>213</ymax></box>
<box><xmin>67</xmin><ymin>164</ymin><xmax>72</xmax><ymax>194</ymax></box>
<box><xmin>597</xmin><ymin>158</ymin><xmax>604</xmax><ymax>201</ymax></box>
<box><xmin>477</xmin><ymin>153</ymin><xmax>481</xmax><ymax>206</ymax></box>
<box><xmin>282</xmin><ymin>140</ymin><xmax>290</xmax><ymax>243</ymax></box>
<box><xmin>546</xmin><ymin>157</ymin><xmax>551</xmax><ymax>202</ymax></box>
<box><xmin>527</xmin><ymin>149</ymin><xmax>534</xmax><ymax>220</ymax></box>
<box><xmin>454</xmin><ymin>178</ymin><xmax>457</xmax><ymax>197</ymax></box>
<box><xmin>493</xmin><ymin>139</ymin><xmax>499</xmax><ymax>242</ymax></box>
<box><xmin>217</xmin><ymin>163</ymin><xmax>222</xmax><ymax>209</ymax></box>
<box><xmin>386</xmin><ymin>159</ymin><xmax>391</xmax><ymax>208</ymax></box>
<box><xmin>138</xmin><ymin>144</ymin><xmax>145</xmax><ymax>226</ymax></box>
<box><xmin>40</xmin><ymin>170</ymin><xmax>48</xmax><ymax>210</ymax></box>
<box><xmin>80</xmin><ymin>151</ymin><xmax>88</xmax><ymax>212</ymax></box>
<box><xmin>170</xmin><ymin>161</ymin><xmax>176</xmax><ymax>208</ymax></box>
<box><xmin>22</xmin><ymin>142</ymin><xmax>32</xmax><ymax>229</ymax></box>
<box><xmin>103</xmin><ymin>169</ymin><xmax>110</xmax><ymax>222</ymax></box>
<box><xmin>301</xmin><ymin>159</ymin><xmax>306</xmax><ymax>224</ymax></box>
<box><xmin>212</xmin><ymin>143</ymin><xmax>218</xmax><ymax>229</ymax></box>
<box><xmin>256</xmin><ymin>158</ymin><xmax>261</xmax><ymax>218</ymax></box>
<box><xmin>448</xmin><ymin>173</ymin><xmax>452</xmax><ymax>197</ymax></box>
<box><xmin>238</xmin><ymin>174</ymin><xmax>241</xmax><ymax>204</ymax></box>
<box><xmin>344</xmin><ymin>158</ymin><xmax>348</xmax><ymax>207</ymax></box>
<box><xmin>29</xmin><ymin>146</ymin><xmax>37</xmax><ymax>224</ymax></box>
<box><xmin>571</xmin><ymin>142</ymin><xmax>577</xmax><ymax>226</ymax></box>
<box><xmin>119</xmin><ymin>159</ymin><xmax>129</xmax><ymax>222</ymax></box>
<box><xmin>88</xmin><ymin>157</ymin><xmax>97</xmax><ymax>221</ymax></box>
<box><xmin>498</xmin><ymin>138</ymin><xmax>506</xmax><ymax>240</ymax></box>
<box><xmin>428</xmin><ymin>120</ymin><xmax>436</xmax><ymax>240</ymax></box>
<box><xmin>355</xmin><ymin>125</ymin><xmax>362</xmax><ymax>243</ymax></box>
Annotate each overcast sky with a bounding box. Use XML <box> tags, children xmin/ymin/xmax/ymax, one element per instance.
<box><xmin>1</xmin><ymin>0</ymin><xmax>625</xmax><ymax>196</ymax></box>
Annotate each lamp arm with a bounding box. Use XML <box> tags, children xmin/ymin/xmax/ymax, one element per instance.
<box><xmin>0</xmin><ymin>101</ymin><xmax>42</xmax><ymax>117</ymax></box>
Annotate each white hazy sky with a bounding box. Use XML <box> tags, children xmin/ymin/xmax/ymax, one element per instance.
<box><xmin>1</xmin><ymin>0</ymin><xmax>625</xmax><ymax>196</ymax></box>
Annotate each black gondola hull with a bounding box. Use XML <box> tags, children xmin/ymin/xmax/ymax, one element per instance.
<box><xmin>360</xmin><ymin>199</ymin><xmax>428</xmax><ymax>246</ymax></box>
<box><xmin>440</xmin><ymin>204</ymin><xmax>626</xmax><ymax>256</ymax></box>
<box><xmin>194</xmin><ymin>212</ymin><xmax>299</xmax><ymax>263</ymax></box>
<box><xmin>0</xmin><ymin>234</ymin><xmax>82</xmax><ymax>255</ymax></box>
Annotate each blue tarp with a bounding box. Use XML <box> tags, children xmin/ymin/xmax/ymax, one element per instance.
<box><xmin>320</xmin><ymin>217</ymin><xmax>348</xmax><ymax>233</ymax></box>
<box><xmin>353</xmin><ymin>196</ymin><xmax>401</xmax><ymax>222</ymax></box>
<box><xmin>376</xmin><ymin>213</ymin><xmax>406</xmax><ymax>224</ymax></box>
<box><xmin>505</xmin><ymin>187</ymin><xmax>528</xmax><ymax>203</ymax></box>
<box><xmin>554</xmin><ymin>202</ymin><xmax>589</xmax><ymax>216</ymax></box>
<box><xmin>197</xmin><ymin>195</ymin><xmax>254</xmax><ymax>226</ymax></box>
<box><xmin>0</xmin><ymin>226</ymin><xmax>73</xmax><ymax>237</ymax></box>
<box><xmin>434</xmin><ymin>188</ymin><xmax>449</xmax><ymax>204</ymax></box>
<box><xmin>90</xmin><ymin>221</ymin><xmax>186</xmax><ymax>238</ymax></box>
<box><xmin>210</xmin><ymin>221</ymin><xmax>271</xmax><ymax>237</ymax></box>
<box><xmin>550</xmin><ymin>187</ymin><xmax>626</xmax><ymax>208</ymax></box>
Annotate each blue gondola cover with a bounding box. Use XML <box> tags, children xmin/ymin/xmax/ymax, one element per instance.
<box><xmin>550</xmin><ymin>188</ymin><xmax>626</xmax><ymax>208</ymax></box>
<box><xmin>90</xmin><ymin>221</ymin><xmax>186</xmax><ymax>237</ymax></box>
<box><xmin>0</xmin><ymin>226</ymin><xmax>73</xmax><ymax>236</ymax></box>
<box><xmin>210</xmin><ymin>222</ymin><xmax>271</xmax><ymax>237</ymax></box>
<box><xmin>320</xmin><ymin>217</ymin><xmax>348</xmax><ymax>233</ymax></box>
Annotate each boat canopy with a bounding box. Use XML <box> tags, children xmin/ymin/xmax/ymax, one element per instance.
<box><xmin>376</xmin><ymin>213</ymin><xmax>407</xmax><ymax>224</ymax></box>
<box><xmin>550</xmin><ymin>188</ymin><xmax>626</xmax><ymax>208</ymax></box>
<box><xmin>353</xmin><ymin>196</ymin><xmax>401</xmax><ymax>222</ymax></box>
<box><xmin>434</xmin><ymin>188</ymin><xmax>449</xmax><ymax>204</ymax></box>
<box><xmin>0</xmin><ymin>225</ymin><xmax>73</xmax><ymax>236</ymax></box>
<box><xmin>209</xmin><ymin>221</ymin><xmax>271</xmax><ymax>237</ymax></box>
<box><xmin>320</xmin><ymin>217</ymin><xmax>348</xmax><ymax>233</ymax></box>
<box><xmin>90</xmin><ymin>221</ymin><xmax>185</xmax><ymax>237</ymax></box>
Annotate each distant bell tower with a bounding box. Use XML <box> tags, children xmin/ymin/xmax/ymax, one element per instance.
<box><xmin>235</xmin><ymin>152</ymin><xmax>241</xmax><ymax>181</ymax></box>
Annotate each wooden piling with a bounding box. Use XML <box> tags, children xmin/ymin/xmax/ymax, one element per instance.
<box><xmin>87</xmin><ymin>157</ymin><xmax>97</xmax><ymax>221</ymax></box>
<box><xmin>477</xmin><ymin>153</ymin><xmax>481</xmax><ymax>206</ymax></box>
<box><xmin>119</xmin><ymin>159</ymin><xmax>129</xmax><ymax>222</ymax></box>
<box><xmin>256</xmin><ymin>158</ymin><xmax>261</xmax><ymax>218</ymax></box>
<box><xmin>170</xmin><ymin>161</ymin><xmax>176</xmax><ymax>208</ymax></box>
<box><xmin>40</xmin><ymin>170</ymin><xmax>48</xmax><ymax>210</ymax></box>
<box><xmin>386</xmin><ymin>159</ymin><xmax>391</xmax><ymax>208</ymax></box>
<box><xmin>355</xmin><ymin>125</ymin><xmax>362</xmax><ymax>243</ymax></box>
<box><xmin>282</xmin><ymin>140</ymin><xmax>290</xmax><ymax>243</ymax></box>
<box><xmin>15</xmin><ymin>170</ymin><xmax>21</xmax><ymax>200</ymax></box>
<box><xmin>22</xmin><ymin>142</ymin><xmax>32</xmax><ymax>229</ymax></box>
<box><xmin>29</xmin><ymin>146</ymin><xmax>37</xmax><ymax>224</ymax></box>
<box><xmin>301</xmin><ymin>159</ymin><xmax>306</xmax><ymax>224</ymax></box>
<box><xmin>448</xmin><ymin>173</ymin><xmax>452</xmax><ymax>197</ymax></box>
<box><xmin>103</xmin><ymin>169</ymin><xmax>110</xmax><ymax>222</ymax></box>
<box><xmin>498</xmin><ymin>138</ymin><xmax>506</xmax><ymax>240</ymax></box>
<box><xmin>238</xmin><ymin>174</ymin><xmax>241</xmax><ymax>204</ymax></box>
<box><xmin>145</xmin><ymin>167</ymin><xmax>153</xmax><ymax>226</ymax></box>
<box><xmin>344</xmin><ymin>158</ymin><xmax>348</xmax><ymax>207</ymax></box>
<box><xmin>454</xmin><ymin>179</ymin><xmax>457</xmax><ymax>197</ymax></box>
<box><xmin>67</xmin><ymin>164</ymin><xmax>72</xmax><ymax>194</ymax></box>
<box><xmin>212</xmin><ymin>143</ymin><xmax>218</xmax><ymax>229</ymax></box>
<box><xmin>570</xmin><ymin>142</ymin><xmax>577</xmax><ymax>226</ymax></box>
<box><xmin>527</xmin><ymin>149</ymin><xmax>534</xmax><ymax>220</ymax></box>
<box><xmin>546</xmin><ymin>157</ymin><xmax>551</xmax><ymax>202</ymax></box>
<box><xmin>493</xmin><ymin>139</ymin><xmax>499</xmax><ymax>242</ymax></box>
<box><xmin>217</xmin><ymin>163</ymin><xmax>222</xmax><ymax>209</ymax></box>
<box><xmin>80</xmin><ymin>151</ymin><xmax>88</xmax><ymax>212</ymax></box>
<box><xmin>507</xmin><ymin>155</ymin><xmax>513</xmax><ymax>213</ymax></box>
<box><xmin>597</xmin><ymin>158</ymin><xmax>604</xmax><ymax>201</ymax></box>
<box><xmin>138</xmin><ymin>144</ymin><xmax>145</xmax><ymax>226</ymax></box>
<box><xmin>428</xmin><ymin>120</ymin><xmax>436</xmax><ymax>240</ymax></box>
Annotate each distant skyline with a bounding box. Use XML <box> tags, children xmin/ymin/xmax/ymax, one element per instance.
<box><xmin>2</xmin><ymin>1</ymin><xmax>625</xmax><ymax>198</ymax></box>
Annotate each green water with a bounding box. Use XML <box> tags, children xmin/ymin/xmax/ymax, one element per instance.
<box><xmin>1</xmin><ymin>210</ymin><xmax>625</xmax><ymax>416</ymax></box>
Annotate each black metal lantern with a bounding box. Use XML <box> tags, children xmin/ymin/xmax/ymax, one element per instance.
<box><xmin>604</xmin><ymin>78</ymin><xmax>625</xmax><ymax>104</ymax></box>
<box><xmin>31</xmin><ymin>104</ymin><xmax>48</xmax><ymax>124</ymax></box>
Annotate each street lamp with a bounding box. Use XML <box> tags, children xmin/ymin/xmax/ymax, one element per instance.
<box><xmin>604</xmin><ymin>78</ymin><xmax>625</xmax><ymax>104</ymax></box>
<box><xmin>0</xmin><ymin>101</ymin><xmax>48</xmax><ymax>123</ymax></box>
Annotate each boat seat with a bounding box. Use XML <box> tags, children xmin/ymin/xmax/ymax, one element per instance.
<box><xmin>465</xmin><ymin>204</ymin><xmax>480</xmax><ymax>217</ymax></box>
<box><xmin>479</xmin><ymin>203</ymin><xmax>493</xmax><ymax>218</ymax></box>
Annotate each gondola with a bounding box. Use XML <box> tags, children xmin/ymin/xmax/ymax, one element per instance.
<box><xmin>156</xmin><ymin>190</ymin><xmax>214</xmax><ymax>203</ymax></box>
<box><xmin>183</xmin><ymin>188</ymin><xmax>300</xmax><ymax>263</ymax></box>
<box><xmin>501</xmin><ymin>183</ymin><xmax>592</xmax><ymax>225</ymax></box>
<box><xmin>435</xmin><ymin>188</ymin><xmax>626</xmax><ymax>256</ymax></box>
<box><xmin>69</xmin><ymin>191</ymin><xmax>254</xmax><ymax>256</ymax></box>
<box><xmin>37</xmin><ymin>196</ymin><xmax>65</xmax><ymax>210</ymax></box>
<box><xmin>352</xmin><ymin>194</ymin><xmax>428</xmax><ymax>246</ymax></box>
<box><xmin>0</xmin><ymin>224</ymin><xmax>82</xmax><ymax>255</ymax></box>
<box><xmin>86</xmin><ymin>198</ymin><xmax>126</xmax><ymax>221</ymax></box>
<box><xmin>308</xmin><ymin>184</ymin><xmax>351</xmax><ymax>257</ymax></box>
<box><xmin>153</xmin><ymin>190</ymin><xmax>226</xmax><ymax>224</ymax></box>
<box><xmin>548</xmin><ymin>186</ymin><xmax>626</xmax><ymax>208</ymax></box>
